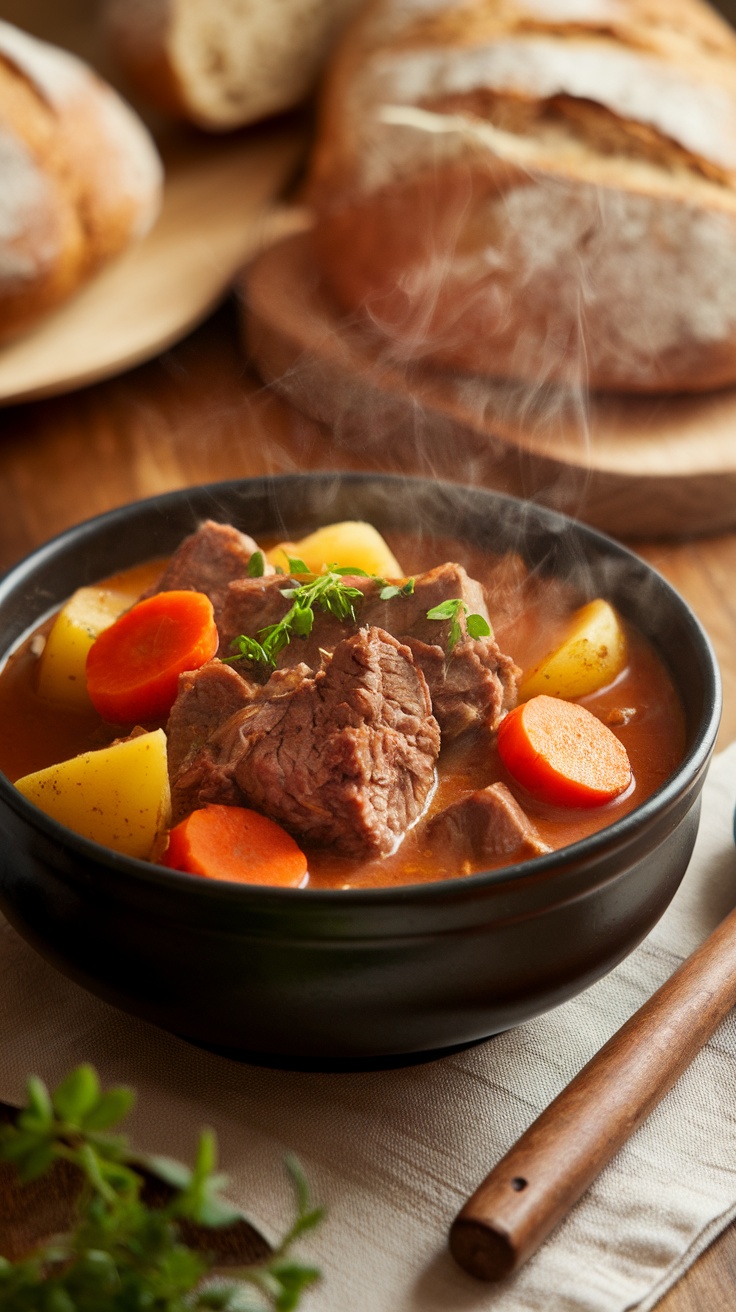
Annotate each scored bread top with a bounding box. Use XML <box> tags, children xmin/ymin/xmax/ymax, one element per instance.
<box><xmin>309</xmin><ymin>0</ymin><xmax>736</xmax><ymax>205</ymax></box>
<box><xmin>305</xmin><ymin>0</ymin><xmax>736</xmax><ymax>393</ymax></box>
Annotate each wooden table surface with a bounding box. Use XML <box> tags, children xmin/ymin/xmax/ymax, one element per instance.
<box><xmin>0</xmin><ymin>298</ymin><xmax>735</xmax><ymax>1306</ymax></box>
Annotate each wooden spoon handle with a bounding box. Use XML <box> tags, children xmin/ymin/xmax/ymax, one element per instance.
<box><xmin>450</xmin><ymin>903</ymin><xmax>736</xmax><ymax>1281</ymax></box>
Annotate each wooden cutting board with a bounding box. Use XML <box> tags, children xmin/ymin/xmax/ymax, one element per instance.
<box><xmin>0</xmin><ymin>0</ymin><xmax>306</xmax><ymax>405</ymax></box>
<box><xmin>242</xmin><ymin>230</ymin><xmax>736</xmax><ymax>540</ymax></box>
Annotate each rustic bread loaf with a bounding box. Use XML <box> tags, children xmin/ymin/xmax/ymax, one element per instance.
<box><xmin>105</xmin><ymin>0</ymin><xmax>364</xmax><ymax>131</ymax></box>
<box><xmin>0</xmin><ymin>20</ymin><xmax>162</xmax><ymax>344</ymax></box>
<box><xmin>307</xmin><ymin>0</ymin><xmax>736</xmax><ymax>394</ymax></box>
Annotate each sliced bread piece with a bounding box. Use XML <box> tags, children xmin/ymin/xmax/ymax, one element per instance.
<box><xmin>106</xmin><ymin>0</ymin><xmax>364</xmax><ymax>131</ymax></box>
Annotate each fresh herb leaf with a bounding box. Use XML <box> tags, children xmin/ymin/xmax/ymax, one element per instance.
<box><xmin>22</xmin><ymin>1077</ymin><xmax>53</xmax><ymax>1131</ymax></box>
<box><xmin>247</xmin><ymin>551</ymin><xmax>265</xmax><ymax>578</ymax></box>
<box><xmin>81</xmin><ymin>1087</ymin><xmax>135</xmax><ymax>1132</ymax></box>
<box><xmin>466</xmin><ymin>613</ymin><xmax>492</xmax><ymax>640</ymax></box>
<box><xmin>0</xmin><ymin>1066</ymin><xmax>323</xmax><ymax>1311</ymax></box>
<box><xmin>426</xmin><ymin>598</ymin><xmax>492</xmax><ymax>653</ymax></box>
<box><xmin>284</xmin><ymin>555</ymin><xmax>310</xmax><ymax>576</ymax></box>
<box><xmin>378</xmin><ymin>576</ymin><xmax>415</xmax><ymax>601</ymax></box>
<box><xmin>52</xmin><ymin>1064</ymin><xmax>101</xmax><ymax>1123</ymax></box>
<box><xmin>424</xmin><ymin>599</ymin><xmax>462</xmax><ymax>621</ymax></box>
<box><xmin>224</xmin><ymin>635</ymin><xmax>272</xmax><ymax>667</ymax></box>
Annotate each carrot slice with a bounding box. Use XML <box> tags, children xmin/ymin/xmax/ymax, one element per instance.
<box><xmin>85</xmin><ymin>590</ymin><xmax>218</xmax><ymax>723</ymax></box>
<box><xmin>161</xmin><ymin>804</ymin><xmax>308</xmax><ymax>888</ymax></box>
<box><xmin>497</xmin><ymin>695</ymin><xmax>632</xmax><ymax>808</ymax></box>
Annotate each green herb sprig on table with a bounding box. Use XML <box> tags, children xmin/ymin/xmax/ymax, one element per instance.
<box><xmin>0</xmin><ymin>1065</ymin><xmax>323</xmax><ymax>1312</ymax></box>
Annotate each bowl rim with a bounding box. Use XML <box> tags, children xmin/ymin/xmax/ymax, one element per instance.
<box><xmin>0</xmin><ymin>472</ymin><xmax>722</xmax><ymax>908</ymax></box>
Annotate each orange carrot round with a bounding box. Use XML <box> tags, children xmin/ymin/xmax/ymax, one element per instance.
<box><xmin>161</xmin><ymin>804</ymin><xmax>308</xmax><ymax>888</ymax></box>
<box><xmin>497</xmin><ymin>695</ymin><xmax>632</xmax><ymax>808</ymax></box>
<box><xmin>86</xmin><ymin>590</ymin><xmax>218</xmax><ymax>723</ymax></box>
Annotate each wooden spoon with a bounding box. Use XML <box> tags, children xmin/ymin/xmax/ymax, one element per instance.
<box><xmin>450</xmin><ymin>902</ymin><xmax>736</xmax><ymax>1280</ymax></box>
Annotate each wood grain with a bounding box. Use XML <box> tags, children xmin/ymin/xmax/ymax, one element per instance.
<box><xmin>243</xmin><ymin>230</ymin><xmax>736</xmax><ymax>540</ymax></box>
<box><xmin>0</xmin><ymin>300</ymin><xmax>735</xmax><ymax>1306</ymax></box>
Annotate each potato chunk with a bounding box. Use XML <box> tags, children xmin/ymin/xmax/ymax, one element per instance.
<box><xmin>15</xmin><ymin>729</ymin><xmax>171</xmax><ymax>861</ymax></box>
<box><xmin>267</xmin><ymin>521</ymin><xmax>403</xmax><ymax>578</ymax></box>
<box><xmin>519</xmin><ymin>599</ymin><xmax>627</xmax><ymax>701</ymax></box>
<box><xmin>37</xmin><ymin>586</ymin><xmax>134</xmax><ymax>708</ymax></box>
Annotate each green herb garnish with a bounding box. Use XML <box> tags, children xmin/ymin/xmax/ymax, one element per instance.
<box><xmin>0</xmin><ymin>1064</ymin><xmax>323</xmax><ymax>1311</ymax></box>
<box><xmin>228</xmin><ymin>568</ymin><xmax>365</xmax><ymax>669</ymax></box>
<box><xmin>426</xmin><ymin>598</ymin><xmax>492</xmax><ymax>652</ymax></box>
<box><xmin>229</xmin><ymin>563</ymin><xmax>487</xmax><ymax>671</ymax></box>
<box><xmin>378</xmin><ymin>578</ymin><xmax>415</xmax><ymax>601</ymax></box>
<box><xmin>247</xmin><ymin>550</ymin><xmax>265</xmax><ymax>578</ymax></box>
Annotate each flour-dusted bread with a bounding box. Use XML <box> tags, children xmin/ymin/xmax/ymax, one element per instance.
<box><xmin>307</xmin><ymin>0</ymin><xmax>736</xmax><ymax>394</ymax></box>
<box><xmin>105</xmin><ymin>0</ymin><xmax>364</xmax><ymax>132</ymax></box>
<box><xmin>0</xmin><ymin>20</ymin><xmax>162</xmax><ymax>344</ymax></box>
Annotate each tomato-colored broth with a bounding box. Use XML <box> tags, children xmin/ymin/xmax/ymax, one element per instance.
<box><xmin>0</xmin><ymin>536</ymin><xmax>686</xmax><ymax>888</ymax></box>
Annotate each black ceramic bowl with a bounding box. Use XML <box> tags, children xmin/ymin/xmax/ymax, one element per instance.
<box><xmin>0</xmin><ymin>475</ymin><xmax>722</xmax><ymax>1065</ymax></box>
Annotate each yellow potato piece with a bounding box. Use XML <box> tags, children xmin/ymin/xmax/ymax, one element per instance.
<box><xmin>519</xmin><ymin>599</ymin><xmax>627</xmax><ymax>701</ymax></box>
<box><xmin>37</xmin><ymin>586</ymin><xmax>134</xmax><ymax>708</ymax></box>
<box><xmin>266</xmin><ymin>521</ymin><xmax>404</xmax><ymax>578</ymax></box>
<box><xmin>15</xmin><ymin>730</ymin><xmax>171</xmax><ymax>861</ymax></box>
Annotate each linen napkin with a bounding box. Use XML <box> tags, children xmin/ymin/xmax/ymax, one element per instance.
<box><xmin>1</xmin><ymin>744</ymin><xmax>736</xmax><ymax>1312</ymax></box>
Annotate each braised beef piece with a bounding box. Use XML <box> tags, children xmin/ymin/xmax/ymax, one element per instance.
<box><xmin>428</xmin><ymin>783</ymin><xmax>551</xmax><ymax>868</ymax></box>
<box><xmin>219</xmin><ymin>562</ymin><xmax>520</xmax><ymax>737</ymax></box>
<box><xmin>147</xmin><ymin>520</ymin><xmax>270</xmax><ymax>622</ymax></box>
<box><xmin>166</xmin><ymin>660</ymin><xmax>257</xmax><ymax>783</ymax></box>
<box><xmin>170</xmin><ymin>628</ymin><xmax>440</xmax><ymax>855</ymax></box>
<box><xmin>169</xmin><ymin>663</ymin><xmax>312</xmax><ymax>824</ymax></box>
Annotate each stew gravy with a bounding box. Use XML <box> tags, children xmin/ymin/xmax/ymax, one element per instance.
<box><xmin>0</xmin><ymin>534</ymin><xmax>686</xmax><ymax>890</ymax></box>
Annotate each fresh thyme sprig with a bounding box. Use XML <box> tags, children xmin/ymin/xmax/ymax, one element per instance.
<box><xmin>227</xmin><ymin>560</ymin><xmax>416</xmax><ymax>670</ymax></box>
<box><xmin>0</xmin><ymin>1065</ymin><xmax>323</xmax><ymax>1312</ymax></box>
<box><xmin>426</xmin><ymin>598</ymin><xmax>492</xmax><ymax>653</ymax></box>
<box><xmin>228</xmin><ymin>560</ymin><xmax>489</xmax><ymax>670</ymax></box>
<box><xmin>227</xmin><ymin>558</ymin><xmax>367</xmax><ymax>669</ymax></box>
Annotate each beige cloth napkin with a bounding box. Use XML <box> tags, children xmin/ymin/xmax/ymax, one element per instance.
<box><xmin>2</xmin><ymin>745</ymin><xmax>736</xmax><ymax>1311</ymax></box>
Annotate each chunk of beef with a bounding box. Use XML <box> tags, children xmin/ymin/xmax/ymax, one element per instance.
<box><xmin>148</xmin><ymin>520</ymin><xmax>271</xmax><ymax>623</ymax></box>
<box><xmin>166</xmin><ymin>660</ymin><xmax>257</xmax><ymax>782</ymax></box>
<box><xmin>219</xmin><ymin>561</ymin><xmax>520</xmax><ymax>737</ymax></box>
<box><xmin>402</xmin><ymin>636</ymin><xmax>518</xmax><ymax>740</ymax></box>
<box><xmin>168</xmin><ymin>662</ymin><xmax>312</xmax><ymax>824</ymax></box>
<box><xmin>361</xmin><ymin>562</ymin><xmax>489</xmax><ymax>645</ymax></box>
<box><xmin>362</xmin><ymin>562</ymin><xmax>520</xmax><ymax>737</ymax></box>
<box><xmin>231</xmin><ymin>628</ymin><xmax>440</xmax><ymax>856</ymax></box>
<box><xmin>218</xmin><ymin>574</ymin><xmax>305</xmax><ymax>670</ymax></box>
<box><xmin>176</xmin><ymin>628</ymin><xmax>440</xmax><ymax>856</ymax></box>
<box><xmin>428</xmin><ymin>783</ymin><xmax>551</xmax><ymax>868</ymax></box>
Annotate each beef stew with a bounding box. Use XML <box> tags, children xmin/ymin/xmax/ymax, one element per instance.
<box><xmin>0</xmin><ymin>519</ymin><xmax>686</xmax><ymax>889</ymax></box>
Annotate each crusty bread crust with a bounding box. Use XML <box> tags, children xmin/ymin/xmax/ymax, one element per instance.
<box><xmin>308</xmin><ymin>0</ymin><xmax>736</xmax><ymax>393</ymax></box>
<box><xmin>0</xmin><ymin>21</ymin><xmax>162</xmax><ymax>344</ymax></box>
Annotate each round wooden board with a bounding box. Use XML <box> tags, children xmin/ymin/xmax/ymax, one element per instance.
<box><xmin>0</xmin><ymin>0</ymin><xmax>306</xmax><ymax>406</ymax></box>
<box><xmin>242</xmin><ymin>230</ymin><xmax>736</xmax><ymax>540</ymax></box>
